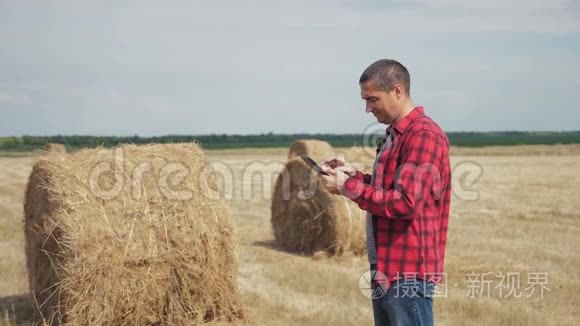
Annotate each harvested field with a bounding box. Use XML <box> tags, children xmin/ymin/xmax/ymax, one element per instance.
<box><xmin>0</xmin><ymin>145</ymin><xmax>578</xmax><ymax>325</ymax></box>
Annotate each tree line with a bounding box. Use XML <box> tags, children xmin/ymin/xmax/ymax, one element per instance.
<box><xmin>1</xmin><ymin>131</ymin><xmax>579</xmax><ymax>151</ymax></box>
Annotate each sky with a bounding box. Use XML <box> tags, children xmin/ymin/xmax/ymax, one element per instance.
<box><xmin>0</xmin><ymin>0</ymin><xmax>579</xmax><ymax>136</ymax></box>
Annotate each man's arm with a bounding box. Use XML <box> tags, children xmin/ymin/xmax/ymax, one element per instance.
<box><xmin>351</xmin><ymin>170</ymin><xmax>372</xmax><ymax>184</ymax></box>
<box><xmin>341</xmin><ymin>130</ymin><xmax>444</xmax><ymax>219</ymax></box>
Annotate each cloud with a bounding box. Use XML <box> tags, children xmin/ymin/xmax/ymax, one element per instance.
<box><xmin>0</xmin><ymin>92</ymin><xmax>31</xmax><ymax>105</ymax></box>
<box><xmin>422</xmin><ymin>90</ymin><xmax>471</xmax><ymax>107</ymax></box>
<box><xmin>340</xmin><ymin>0</ymin><xmax>580</xmax><ymax>33</ymax></box>
<box><xmin>0</xmin><ymin>0</ymin><xmax>578</xmax><ymax>135</ymax></box>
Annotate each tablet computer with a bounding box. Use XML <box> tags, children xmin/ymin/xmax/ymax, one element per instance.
<box><xmin>300</xmin><ymin>155</ymin><xmax>329</xmax><ymax>176</ymax></box>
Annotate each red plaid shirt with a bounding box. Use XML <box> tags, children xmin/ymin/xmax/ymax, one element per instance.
<box><xmin>342</xmin><ymin>106</ymin><xmax>451</xmax><ymax>285</ymax></box>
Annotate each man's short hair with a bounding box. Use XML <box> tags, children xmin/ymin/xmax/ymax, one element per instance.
<box><xmin>359</xmin><ymin>59</ymin><xmax>411</xmax><ymax>96</ymax></box>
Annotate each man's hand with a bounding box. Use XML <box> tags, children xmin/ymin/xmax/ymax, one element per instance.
<box><xmin>319</xmin><ymin>165</ymin><xmax>350</xmax><ymax>195</ymax></box>
<box><xmin>323</xmin><ymin>157</ymin><xmax>357</xmax><ymax>177</ymax></box>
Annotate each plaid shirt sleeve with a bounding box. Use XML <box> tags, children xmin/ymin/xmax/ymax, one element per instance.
<box><xmin>351</xmin><ymin>170</ymin><xmax>372</xmax><ymax>184</ymax></box>
<box><xmin>341</xmin><ymin>129</ymin><xmax>444</xmax><ymax>219</ymax></box>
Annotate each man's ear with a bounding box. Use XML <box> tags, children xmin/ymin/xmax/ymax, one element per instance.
<box><xmin>393</xmin><ymin>84</ymin><xmax>403</xmax><ymax>100</ymax></box>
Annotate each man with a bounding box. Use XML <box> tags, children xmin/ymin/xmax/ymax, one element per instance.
<box><xmin>320</xmin><ymin>59</ymin><xmax>451</xmax><ymax>326</ymax></box>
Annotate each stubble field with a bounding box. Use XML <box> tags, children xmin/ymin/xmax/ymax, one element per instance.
<box><xmin>1</xmin><ymin>145</ymin><xmax>578</xmax><ymax>325</ymax></box>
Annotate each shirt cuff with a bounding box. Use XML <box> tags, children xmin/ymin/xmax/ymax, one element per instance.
<box><xmin>352</xmin><ymin>170</ymin><xmax>365</xmax><ymax>181</ymax></box>
<box><xmin>341</xmin><ymin>177</ymin><xmax>365</xmax><ymax>200</ymax></box>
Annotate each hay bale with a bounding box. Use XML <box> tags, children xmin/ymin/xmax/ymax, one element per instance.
<box><xmin>42</xmin><ymin>143</ymin><xmax>66</xmax><ymax>154</ymax></box>
<box><xmin>24</xmin><ymin>143</ymin><xmax>243</xmax><ymax>325</ymax></box>
<box><xmin>271</xmin><ymin>158</ymin><xmax>366</xmax><ymax>256</ymax></box>
<box><xmin>287</xmin><ymin>139</ymin><xmax>334</xmax><ymax>161</ymax></box>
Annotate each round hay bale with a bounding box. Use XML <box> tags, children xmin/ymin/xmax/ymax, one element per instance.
<box><xmin>271</xmin><ymin>158</ymin><xmax>366</xmax><ymax>256</ymax></box>
<box><xmin>42</xmin><ymin>143</ymin><xmax>66</xmax><ymax>154</ymax></box>
<box><xmin>24</xmin><ymin>143</ymin><xmax>243</xmax><ymax>325</ymax></box>
<box><xmin>287</xmin><ymin>139</ymin><xmax>334</xmax><ymax>161</ymax></box>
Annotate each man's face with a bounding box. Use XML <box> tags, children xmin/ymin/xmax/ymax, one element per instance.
<box><xmin>360</xmin><ymin>80</ymin><xmax>401</xmax><ymax>125</ymax></box>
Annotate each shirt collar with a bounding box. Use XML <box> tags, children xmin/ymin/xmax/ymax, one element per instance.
<box><xmin>391</xmin><ymin>106</ymin><xmax>425</xmax><ymax>135</ymax></box>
